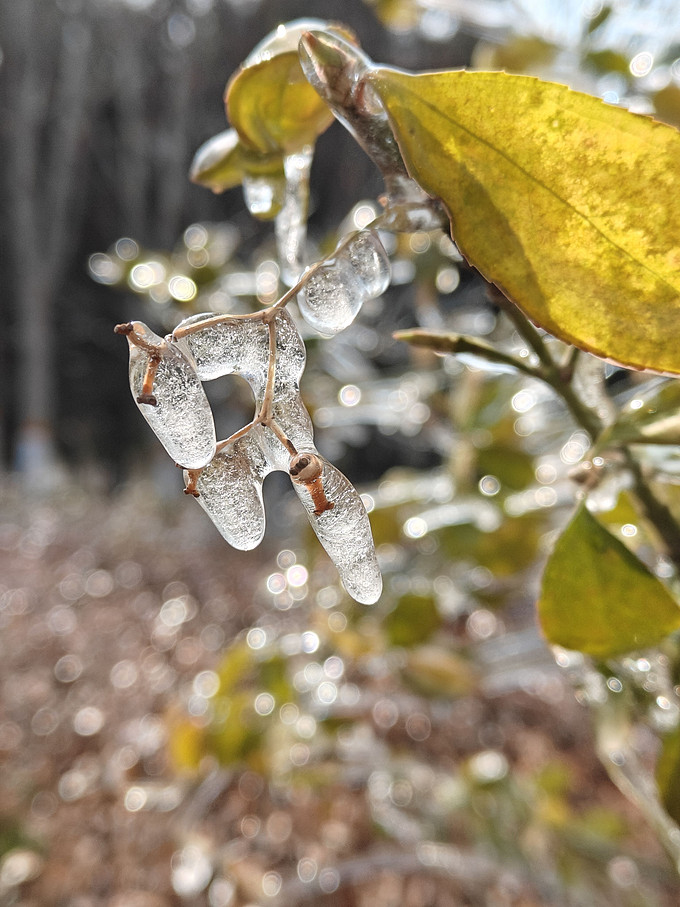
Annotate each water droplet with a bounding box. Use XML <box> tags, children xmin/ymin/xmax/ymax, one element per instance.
<box><xmin>171</xmin><ymin>846</ymin><xmax>213</xmax><ymax>897</ymax></box>
<box><xmin>54</xmin><ymin>654</ymin><xmax>83</xmax><ymax>683</ymax></box>
<box><xmin>262</xmin><ymin>870</ymin><xmax>282</xmax><ymax>897</ymax></box>
<box><xmin>318</xmin><ymin>867</ymin><xmax>340</xmax><ymax>893</ymax></box>
<box><xmin>297</xmin><ymin>857</ymin><xmax>317</xmax><ymax>883</ymax></box>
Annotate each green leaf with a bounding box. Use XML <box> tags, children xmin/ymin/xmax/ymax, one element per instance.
<box><xmin>369</xmin><ymin>68</ymin><xmax>680</xmax><ymax>374</ymax></box>
<box><xmin>656</xmin><ymin>725</ymin><xmax>680</xmax><ymax>824</ymax></box>
<box><xmin>538</xmin><ymin>504</ymin><xmax>680</xmax><ymax>657</ymax></box>
<box><xmin>384</xmin><ymin>592</ymin><xmax>441</xmax><ymax>647</ymax></box>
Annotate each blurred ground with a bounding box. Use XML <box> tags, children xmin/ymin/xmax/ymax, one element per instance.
<box><xmin>1</xmin><ymin>486</ymin><xmax>679</xmax><ymax>906</ymax></box>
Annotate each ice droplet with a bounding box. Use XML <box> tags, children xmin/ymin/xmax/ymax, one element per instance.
<box><xmin>344</xmin><ymin>228</ymin><xmax>391</xmax><ymax>298</ymax></box>
<box><xmin>187</xmin><ymin>428</ymin><xmax>271</xmax><ymax>550</ymax></box>
<box><xmin>127</xmin><ymin>323</ymin><xmax>216</xmax><ymax>469</ymax></box>
<box><xmin>297</xmin><ymin>229</ymin><xmax>390</xmax><ymax>336</ymax></box>
<box><xmin>298</xmin><ymin>259</ymin><xmax>364</xmax><ymax>335</ymax></box>
<box><xmin>291</xmin><ymin>455</ymin><xmax>382</xmax><ymax>604</ymax></box>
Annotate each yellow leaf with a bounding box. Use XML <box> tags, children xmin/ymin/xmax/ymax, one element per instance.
<box><xmin>226</xmin><ymin>20</ymin><xmax>356</xmax><ymax>156</ymax></box>
<box><xmin>369</xmin><ymin>68</ymin><xmax>680</xmax><ymax>374</ymax></box>
<box><xmin>189</xmin><ymin>127</ymin><xmax>284</xmax><ymax>195</ymax></box>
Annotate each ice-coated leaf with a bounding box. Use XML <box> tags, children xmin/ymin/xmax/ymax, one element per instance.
<box><xmin>189</xmin><ymin>128</ymin><xmax>244</xmax><ymax>193</ymax></box>
<box><xmin>291</xmin><ymin>454</ymin><xmax>382</xmax><ymax>604</ymax></box>
<box><xmin>226</xmin><ymin>19</ymin><xmax>356</xmax><ymax>156</ymax></box>
<box><xmin>127</xmin><ymin>323</ymin><xmax>216</xmax><ymax>469</ymax></box>
<box><xmin>538</xmin><ymin>504</ymin><xmax>680</xmax><ymax>657</ymax></box>
<box><xmin>368</xmin><ymin>67</ymin><xmax>680</xmax><ymax>374</ymax></box>
<box><xmin>298</xmin><ymin>31</ymin><xmax>447</xmax><ymax>232</ymax></box>
<box><xmin>188</xmin><ymin>127</ymin><xmax>285</xmax><ymax>200</ymax></box>
<box><xmin>187</xmin><ymin>428</ymin><xmax>271</xmax><ymax>550</ymax></box>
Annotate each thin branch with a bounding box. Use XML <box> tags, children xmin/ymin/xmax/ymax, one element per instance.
<box><xmin>393</xmin><ymin>328</ymin><xmax>541</xmax><ymax>380</ymax></box>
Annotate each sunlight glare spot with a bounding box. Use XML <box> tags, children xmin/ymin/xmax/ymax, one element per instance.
<box><xmin>353</xmin><ymin>204</ymin><xmax>377</xmax><ymax>228</ymax></box>
<box><xmin>169</xmin><ymin>275</ymin><xmax>197</xmax><ymax>302</ymax></box>
<box><xmin>130</xmin><ymin>261</ymin><xmax>165</xmax><ymax>290</ymax></box>
<box><xmin>88</xmin><ymin>253</ymin><xmax>121</xmax><ymax>285</ymax></box>
<box><xmin>404</xmin><ymin>517</ymin><xmax>427</xmax><ymax>538</ymax></box>
<box><xmin>267</xmin><ymin>573</ymin><xmax>286</xmax><ymax>594</ymax></box>
<box><xmin>254</xmin><ymin>692</ymin><xmax>275</xmax><ymax>716</ymax></box>
<box><xmin>262</xmin><ymin>871</ymin><xmax>282</xmax><ymax>897</ymax></box>
<box><xmin>339</xmin><ymin>384</ymin><xmax>361</xmax><ymax>406</ymax></box>
<box><xmin>286</xmin><ymin>565</ymin><xmax>308</xmax><ymax>587</ymax></box>
<box><xmin>247</xmin><ymin>627</ymin><xmax>267</xmax><ymax>650</ymax></box>
<box><xmin>511</xmin><ymin>389</ymin><xmax>535</xmax><ymax>413</ymax></box>
<box><xmin>630</xmin><ymin>52</ymin><xmax>653</xmax><ymax>78</ymax></box>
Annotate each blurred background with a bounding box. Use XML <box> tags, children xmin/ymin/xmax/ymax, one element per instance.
<box><xmin>4</xmin><ymin>1</ymin><xmax>680</xmax><ymax>904</ymax></box>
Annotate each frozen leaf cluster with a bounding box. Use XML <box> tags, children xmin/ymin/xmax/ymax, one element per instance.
<box><xmin>117</xmin><ymin>300</ymin><xmax>382</xmax><ymax>605</ymax></box>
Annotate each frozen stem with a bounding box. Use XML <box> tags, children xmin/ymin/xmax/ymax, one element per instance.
<box><xmin>183</xmin><ymin>470</ymin><xmax>201</xmax><ymax>497</ymax></box>
<box><xmin>290</xmin><ymin>452</ymin><xmax>334</xmax><ymax>515</ymax></box>
<box><xmin>136</xmin><ymin>354</ymin><xmax>161</xmax><ymax>406</ymax></box>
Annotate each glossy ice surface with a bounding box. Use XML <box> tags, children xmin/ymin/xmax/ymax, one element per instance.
<box><xmin>127</xmin><ymin>325</ymin><xmax>216</xmax><ymax>470</ymax></box>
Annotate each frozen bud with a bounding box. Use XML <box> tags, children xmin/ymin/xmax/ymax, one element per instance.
<box><xmin>124</xmin><ymin>321</ymin><xmax>216</xmax><ymax>469</ymax></box>
<box><xmin>185</xmin><ymin>428</ymin><xmax>271</xmax><ymax>550</ymax></box>
<box><xmin>290</xmin><ymin>454</ymin><xmax>382</xmax><ymax>604</ymax></box>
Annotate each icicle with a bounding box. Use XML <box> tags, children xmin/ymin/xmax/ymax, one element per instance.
<box><xmin>185</xmin><ymin>428</ymin><xmax>271</xmax><ymax>550</ymax></box>
<box><xmin>242</xmin><ymin>171</ymin><xmax>287</xmax><ymax>220</ymax></box>
<box><xmin>276</xmin><ymin>146</ymin><xmax>314</xmax><ymax>286</ymax></box>
<box><xmin>289</xmin><ymin>453</ymin><xmax>382</xmax><ymax>604</ymax></box>
<box><xmin>124</xmin><ymin>321</ymin><xmax>216</xmax><ymax>469</ymax></box>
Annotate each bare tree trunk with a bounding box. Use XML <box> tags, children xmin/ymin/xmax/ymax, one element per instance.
<box><xmin>3</xmin><ymin>2</ymin><xmax>92</xmax><ymax>485</ymax></box>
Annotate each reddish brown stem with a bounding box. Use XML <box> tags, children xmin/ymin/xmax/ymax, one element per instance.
<box><xmin>136</xmin><ymin>354</ymin><xmax>161</xmax><ymax>406</ymax></box>
<box><xmin>289</xmin><ymin>453</ymin><xmax>334</xmax><ymax>515</ymax></box>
